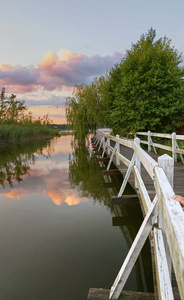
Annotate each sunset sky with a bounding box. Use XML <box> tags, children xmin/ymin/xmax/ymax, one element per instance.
<box><xmin>1</xmin><ymin>0</ymin><xmax>184</xmax><ymax>124</ymax></box>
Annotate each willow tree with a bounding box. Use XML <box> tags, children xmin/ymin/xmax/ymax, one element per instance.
<box><xmin>65</xmin><ymin>80</ymin><xmax>106</xmax><ymax>140</ymax></box>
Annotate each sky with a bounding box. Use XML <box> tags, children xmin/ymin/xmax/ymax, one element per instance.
<box><xmin>0</xmin><ymin>0</ymin><xmax>184</xmax><ymax>124</ymax></box>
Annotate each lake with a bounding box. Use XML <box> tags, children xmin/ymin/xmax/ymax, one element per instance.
<box><xmin>0</xmin><ymin>135</ymin><xmax>153</xmax><ymax>300</ymax></box>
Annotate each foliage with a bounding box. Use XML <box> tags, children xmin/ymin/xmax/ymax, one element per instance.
<box><xmin>65</xmin><ymin>79</ymin><xmax>107</xmax><ymax>140</ymax></box>
<box><xmin>68</xmin><ymin>137</ymin><xmax>113</xmax><ymax>208</ymax></box>
<box><xmin>0</xmin><ymin>138</ymin><xmax>54</xmax><ymax>187</ymax></box>
<box><xmin>65</xmin><ymin>28</ymin><xmax>184</xmax><ymax>137</ymax></box>
<box><xmin>107</xmin><ymin>28</ymin><xmax>184</xmax><ymax>134</ymax></box>
<box><xmin>0</xmin><ymin>124</ymin><xmax>58</xmax><ymax>144</ymax></box>
<box><xmin>0</xmin><ymin>88</ymin><xmax>58</xmax><ymax>143</ymax></box>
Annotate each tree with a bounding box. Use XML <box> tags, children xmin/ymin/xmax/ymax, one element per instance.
<box><xmin>0</xmin><ymin>88</ymin><xmax>27</xmax><ymax>124</ymax></box>
<box><xmin>65</xmin><ymin>81</ymin><xmax>106</xmax><ymax>140</ymax></box>
<box><xmin>106</xmin><ymin>28</ymin><xmax>184</xmax><ymax>134</ymax></box>
<box><xmin>66</xmin><ymin>28</ymin><xmax>184</xmax><ymax>138</ymax></box>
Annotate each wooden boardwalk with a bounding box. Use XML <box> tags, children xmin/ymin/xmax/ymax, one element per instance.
<box><xmin>89</xmin><ymin>139</ymin><xmax>183</xmax><ymax>300</ymax></box>
<box><xmin>113</xmin><ymin>143</ymin><xmax>184</xmax><ymax>200</ymax></box>
<box><xmin>109</xmin><ymin>143</ymin><xmax>183</xmax><ymax>300</ymax></box>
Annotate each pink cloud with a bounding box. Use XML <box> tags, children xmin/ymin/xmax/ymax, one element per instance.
<box><xmin>0</xmin><ymin>49</ymin><xmax>123</xmax><ymax>93</ymax></box>
<box><xmin>0</xmin><ymin>63</ymin><xmax>40</xmax><ymax>92</ymax></box>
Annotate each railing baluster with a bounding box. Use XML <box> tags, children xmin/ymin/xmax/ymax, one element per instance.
<box><xmin>116</xmin><ymin>134</ymin><xmax>120</xmax><ymax>165</ymax></box>
<box><xmin>107</xmin><ymin>145</ymin><xmax>117</xmax><ymax>171</ymax></box>
<box><xmin>172</xmin><ymin>132</ymin><xmax>177</xmax><ymax>162</ymax></box>
<box><xmin>94</xmin><ymin>129</ymin><xmax>184</xmax><ymax>300</ymax></box>
<box><xmin>118</xmin><ymin>154</ymin><xmax>135</xmax><ymax>197</ymax></box>
<box><xmin>109</xmin><ymin>197</ymin><xmax>158</xmax><ymax>300</ymax></box>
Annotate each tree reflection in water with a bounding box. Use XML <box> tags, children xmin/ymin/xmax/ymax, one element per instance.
<box><xmin>0</xmin><ymin>139</ymin><xmax>55</xmax><ymax>187</ymax></box>
<box><xmin>69</xmin><ymin>136</ymin><xmax>154</xmax><ymax>293</ymax></box>
<box><xmin>69</xmin><ymin>136</ymin><xmax>113</xmax><ymax>209</ymax></box>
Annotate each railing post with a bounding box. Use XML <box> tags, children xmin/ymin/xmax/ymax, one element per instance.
<box><xmin>158</xmin><ymin>154</ymin><xmax>174</xmax><ymax>189</ymax></box>
<box><xmin>172</xmin><ymin>132</ymin><xmax>177</xmax><ymax>162</ymax></box>
<box><xmin>148</xmin><ymin>131</ymin><xmax>151</xmax><ymax>152</ymax></box>
<box><xmin>116</xmin><ymin>134</ymin><xmax>120</xmax><ymax>166</ymax></box>
<box><xmin>158</xmin><ymin>154</ymin><xmax>174</xmax><ymax>277</ymax></box>
<box><xmin>134</xmin><ymin>137</ymin><xmax>141</xmax><ymax>189</ymax></box>
<box><xmin>107</xmin><ymin>138</ymin><xmax>110</xmax><ymax>155</ymax></box>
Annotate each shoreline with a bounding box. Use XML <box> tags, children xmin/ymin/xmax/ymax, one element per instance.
<box><xmin>0</xmin><ymin>135</ymin><xmax>57</xmax><ymax>148</ymax></box>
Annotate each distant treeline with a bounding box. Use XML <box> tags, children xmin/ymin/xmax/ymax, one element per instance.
<box><xmin>50</xmin><ymin>124</ymin><xmax>73</xmax><ymax>130</ymax></box>
<box><xmin>0</xmin><ymin>88</ymin><xmax>58</xmax><ymax>144</ymax></box>
<box><xmin>65</xmin><ymin>28</ymin><xmax>184</xmax><ymax>139</ymax></box>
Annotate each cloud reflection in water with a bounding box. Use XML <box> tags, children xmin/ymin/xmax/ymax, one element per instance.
<box><xmin>0</xmin><ymin>136</ymin><xmax>87</xmax><ymax>207</ymax></box>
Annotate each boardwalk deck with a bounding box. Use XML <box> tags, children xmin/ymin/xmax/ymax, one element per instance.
<box><xmin>87</xmin><ymin>289</ymin><xmax>155</xmax><ymax>300</ymax></box>
<box><xmin>91</xmin><ymin>138</ymin><xmax>184</xmax><ymax>300</ymax></box>
<box><xmin>111</xmin><ymin>144</ymin><xmax>184</xmax><ymax>200</ymax></box>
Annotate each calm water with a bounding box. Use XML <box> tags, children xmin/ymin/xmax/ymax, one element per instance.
<box><xmin>0</xmin><ymin>136</ymin><xmax>153</xmax><ymax>300</ymax></box>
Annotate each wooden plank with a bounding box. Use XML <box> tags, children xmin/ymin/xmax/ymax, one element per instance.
<box><xmin>103</xmin><ymin>183</ymin><xmax>115</xmax><ymax>188</ymax></box>
<box><xmin>151</xmin><ymin>142</ymin><xmax>172</xmax><ymax>152</ymax></box>
<box><xmin>111</xmin><ymin>195</ymin><xmax>138</xmax><ymax>205</ymax></box>
<box><xmin>136</xmin><ymin>132</ymin><xmax>149</xmax><ymax>136</ymax></box>
<box><xmin>105</xmin><ymin>134</ymin><xmax>134</xmax><ymax>149</ymax></box>
<box><xmin>133</xmin><ymin>165</ymin><xmax>152</xmax><ymax>214</ymax></box>
<box><xmin>115</xmin><ymin>152</ymin><xmax>130</xmax><ymax>167</ymax></box>
<box><xmin>95</xmin><ymin>131</ymin><xmax>184</xmax><ymax>300</ymax></box>
<box><xmin>176</xmin><ymin>134</ymin><xmax>184</xmax><ymax>140</ymax></box>
<box><xmin>118</xmin><ymin>154</ymin><xmax>135</xmax><ymax>197</ymax></box>
<box><xmin>87</xmin><ymin>288</ymin><xmax>109</xmax><ymax>300</ymax></box>
<box><xmin>106</xmin><ymin>145</ymin><xmax>114</xmax><ymax>153</ymax></box>
<box><xmin>87</xmin><ymin>288</ymin><xmax>155</xmax><ymax>300</ymax></box>
<box><xmin>109</xmin><ymin>197</ymin><xmax>158</xmax><ymax>299</ymax></box>
<box><xmin>150</xmin><ymin>133</ymin><xmax>172</xmax><ymax>139</ymax></box>
<box><xmin>153</xmin><ymin>228</ymin><xmax>174</xmax><ymax>300</ymax></box>
<box><xmin>102</xmin><ymin>169</ymin><xmax>122</xmax><ymax>176</ymax></box>
<box><xmin>133</xmin><ymin>143</ymin><xmax>158</xmax><ymax>179</ymax></box>
<box><xmin>137</xmin><ymin>132</ymin><xmax>171</xmax><ymax>139</ymax></box>
<box><xmin>97</xmin><ymin>157</ymin><xmax>109</xmax><ymax>162</ymax></box>
<box><xmin>140</xmin><ymin>140</ymin><xmax>148</xmax><ymax>145</ymax></box>
<box><xmin>107</xmin><ymin>146</ymin><xmax>117</xmax><ymax>170</ymax></box>
<box><xmin>176</xmin><ymin>148</ymin><xmax>184</xmax><ymax>155</ymax></box>
<box><xmin>112</xmin><ymin>216</ymin><xmax>140</xmax><ymax>226</ymax></box>
<box><xmin>94</xmin><ymin>151</ymin><xmax>103</xmax><ymax>155</ymax></box>
<box><xmin>154</xmin><ymin>166</ymin><xmax>184</xmax><ymax>300</ymax></box>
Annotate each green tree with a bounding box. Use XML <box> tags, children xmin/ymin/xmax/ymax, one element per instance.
<box><xmin>66</xmin><ymin>28</ymin><xmax>184</xmax><ymax>137</ymax></box>
<box><xmin>0</xmin><ymin>88</ymin><xmax>27</xmax><ymax>124</ymax></box>
<box><xmin>106</xmin><ymin>28</ymin><xmax>184</xmax><ymax>134</ymax></box>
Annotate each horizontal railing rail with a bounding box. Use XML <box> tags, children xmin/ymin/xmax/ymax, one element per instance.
<box><xmin>135</xmin><ymin>131</ymin><xmax>184</xmax><ymax>163</ymax></box>
<box><xmin>94</xmin><ymin>130</ymin><xmax>184</xmax><ymax>300</ymax></box>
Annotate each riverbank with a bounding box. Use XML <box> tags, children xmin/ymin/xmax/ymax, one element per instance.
<box><xmin>0</xmin><ymin>124</ymin><xmax>59</xmax><ymax>147</ymax></box>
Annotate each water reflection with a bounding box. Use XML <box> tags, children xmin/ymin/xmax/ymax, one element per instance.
<box><xmin>0</xmin><ymin>136</ymin><xmax>88</xmax><ymax>207</ymax></box>
<box><xmin>69</xmin><ymin>137</ymin><xmax>153</xmax><ymax>293</ymax></box>
<box><xmin>0</xmin><ymin>135</ymin><xmax>153</xmax><ymax>297</ymax></box>
<box><xmin>0</xmin><ymin>139</ymin><xmax>54</xmax><ymax>187</ymax></box>
<box><xmin>69</xmin><ymin>138</ymin><xmax>112</xmax><ymax>207</ymax></box>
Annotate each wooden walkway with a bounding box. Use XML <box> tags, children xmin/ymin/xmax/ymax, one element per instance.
<box><xmin>89</xmin><ymin>140</ymin><xmax>183</xmax><ymax>300</ymax></box>
<box><xmin>109</xmin><ymin>143</ymin><xmax>183</xmax><ymax>300</ymax></box>
<box><xmin>112</xmin><ymin>143</ymin><xmax>184</xmax><ymax>200</ymax></box>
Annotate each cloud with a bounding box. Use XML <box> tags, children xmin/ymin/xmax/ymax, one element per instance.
<box><xmin>0</xmin><ymin>63</ymin><xmax>40</xmax><ymax>92</ymax></box>
<box><xmin>24</xmin><ymin>95</ymin><xmax>66</xmax><ymax>107</ymax></box>
<box><xmin>38</xmin><ymin>49</ymin><xmax>122</xmax><ymax>88</ymax></box>
<box><xmin>0</xmin><ymin>49</ymin><xmax>123</xmax><ymax>93</ymax></box>
<box><xmin>2</xmin><ymin>166</ymin><xmax>87</xmax><ymax>207</ymax></box>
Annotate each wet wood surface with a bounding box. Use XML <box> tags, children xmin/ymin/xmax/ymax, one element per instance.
<box><xmin>87</xmin><ymin>288</ymin><xmax>155</xmax><ymax>300</ymax></box>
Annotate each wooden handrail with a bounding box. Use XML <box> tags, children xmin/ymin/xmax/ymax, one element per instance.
<box><xmin>95</xmin><ymin>130</ymin><xmax>184</xmax><ymax>300</ymax></box>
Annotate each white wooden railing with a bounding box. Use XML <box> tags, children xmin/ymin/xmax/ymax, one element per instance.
<box><xmin>94</xmin><ymin>130</ymin><xmax>184</xmax><ymax>300</ymax></box>
<box><xmin>135</xmin><ymin>131</ymin><xmax>184</xmax><ymax>164</ymax></box>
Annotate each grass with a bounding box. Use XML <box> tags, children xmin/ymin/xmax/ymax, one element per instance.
<box><xmin>0</xmin><ymin>123</ymin><xmax>59</xmax><ymax>145</ymax></box>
